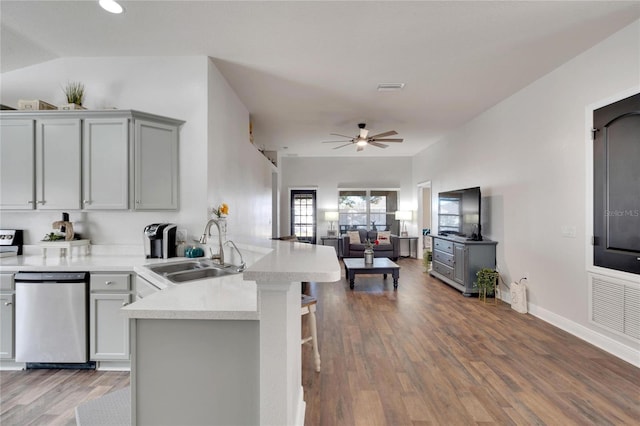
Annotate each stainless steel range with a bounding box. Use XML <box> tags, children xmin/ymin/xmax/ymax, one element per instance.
<box><xmin>0</xmin><ymin>229</ymin><xmax>23</xmax><ymax>256</ymax></box>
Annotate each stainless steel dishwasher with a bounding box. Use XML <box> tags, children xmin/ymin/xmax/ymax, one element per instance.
<box><xmin>15</xmin><ymin>271</ymin><xmax>91</xmax><ymax>367</ymax></box>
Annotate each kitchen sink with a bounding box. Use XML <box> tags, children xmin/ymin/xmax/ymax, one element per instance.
<box><xmin>167</xmin><ymin>267</ymin><xmax>238</xmax><ymax>282</ymax></box>
<box><xmin>147</xmin><ymin>259</ymin><xmax>241</xmax><ymax>283</ymax></box>
<box><xmin>148</xmin><ymin>261</ymin><xmax>202</xmax><ymax>275</ymax></box>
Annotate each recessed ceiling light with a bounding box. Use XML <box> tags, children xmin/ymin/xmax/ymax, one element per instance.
<box><xmin>99</xmin><ymin>0</ymin><xmax>123</xmax><ymax>14</ymax></box>
<box><xmin>377</xmin><ymin>83</ymin><xmax>405</xmax><ymax>92</ymax></box>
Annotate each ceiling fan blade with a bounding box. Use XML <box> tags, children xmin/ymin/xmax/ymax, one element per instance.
<box><xmin>371</xmin><ymin>138</ymin><xmax>403</xmax><ymax>142</ymax></box>
<box><xmin>333</xmin><ymin>143</ymin><xmax>353</xmax><ymax>150</ymax></box>
<box><xmin>368</xmin><ymin>141</ymin><xmax>388</xmax><ymax>149</ymax></box>
<box><xmin>329</xmin><ymin>133</ymin><xmax>354</xmax><ymax>139</ymax></box>
<box><xmin>356</xmin><ymin>145</ymin><xmax>364</xmax><ymax>152</ymax></box>
<box><xmin>322</xmin><ymin>140</ymin><xmax>353</xmax><ymax>143</ymax></box>
<box><xmin>369</xmin><ymin>141</ymin><xmax>389</xmax><ymax>148</ymax></box>
<box><xmin>368</xmin><ymin>130</ymin><xmax>397</xmax><ymax>139</ymax></box>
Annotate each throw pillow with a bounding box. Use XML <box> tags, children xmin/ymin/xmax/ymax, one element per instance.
<box><xmin>377</xmin><ymin>231</ymin><xmax>392</xmax><ymax>245</ymax></box>
<box><xmin>347</xmin><ymin>231</ymin><xmax>361</xmax><ymax>244</ymax></box>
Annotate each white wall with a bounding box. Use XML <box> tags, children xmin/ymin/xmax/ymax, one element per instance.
<box><xmin>0</xmin><ymin>56</ymin><xmax>272</xmax><ymax>247</ymax></box>
<box><xmin>279</xmin><ymin>156</ymin><xmax>414</xmax><ymax>237</ymax></box>
<box><xmin>206</xmin><ymin>59</ymin><xmax>274</xmax><ymax>241</ymax></box>
<box><xmin>413</xmin><ymin>20</ymin><xmax>640</xmax><ymax>355</ymax></box>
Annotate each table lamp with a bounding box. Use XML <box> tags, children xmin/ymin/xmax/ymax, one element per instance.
<box><xmin>325</xmin><ymin>211</ymin><xmax>339</xmax><ymax>237</ymax></box>
<box><xmin>395</xmin><ymin>211</ymin><xmax>411</xmax><ymax>236</ymax></box>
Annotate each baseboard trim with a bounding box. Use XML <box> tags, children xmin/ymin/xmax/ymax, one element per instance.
<box><xmin>96</xmin><ymin>361</ymin><xmax>131</xmax><ymax>371</ymax></box>
<box><xmin>528</xmin><ymin>302</ymin><xmax>640</xmax><ymax>368</ymax></box>
<box><xmin>0</xmin><ymin>360</ymin><xmax>26</xmax><ymax>371</ymax></box>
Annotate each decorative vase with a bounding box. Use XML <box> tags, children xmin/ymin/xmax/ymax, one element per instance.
<box><xmin>217</xmin><ymin>217</ymin><xmax>227</xmax><ymax>236</ymax></box>
<box><xmin>364</xmin><ymin>248</ymin><xmax>374</xmax><ymax>265</ymax></box>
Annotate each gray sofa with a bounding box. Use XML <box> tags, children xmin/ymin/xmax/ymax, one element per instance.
<box><xmin>341</xmin><ymin>229</ymin><xmax>400</xmax><ymax>260</ymax></box>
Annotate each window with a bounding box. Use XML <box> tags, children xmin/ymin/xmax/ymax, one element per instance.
<box><xmin>290</xmin><ymin>190</ymin><xmax>316</xmax><ymax>243</ymax></box>
<box><xmin>338</xmin><ymin>190</ymin><xmax>398</xmax><ymax>234</ymax></box>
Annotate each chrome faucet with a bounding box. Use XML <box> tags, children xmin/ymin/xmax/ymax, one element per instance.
<box><xmin>199</xmin><ymin>219</ymin><xmax>224</xmax><ymax>265</ymax></box>
<box><xmin>224</xmin><ymin>240</ymin><xmax>246</xmax><ymax>272</ymax></box>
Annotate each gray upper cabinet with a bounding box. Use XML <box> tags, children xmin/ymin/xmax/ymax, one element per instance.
<box><xmin>134</xmin><ymin>119</ymin><xmax>179</xmax><ymax>210</ymax></box>
<box><xmin>0</xmin><ymin>120</ymin><xmax>35</xmax><ymax>210</ymax></box>
<box><xmin>36</xmin><ymin>119</ymin><xmax>82</xmax><ymax>210</ymax></box>
<box><xmin>83</xmin><ymin>118</ymin><xmax>129</xmax><ymax>210</ymax></box>
<box><xmin>0</xmin><ymin>110</ymin><xmax>184</xmax><ymax>211</ymax></box>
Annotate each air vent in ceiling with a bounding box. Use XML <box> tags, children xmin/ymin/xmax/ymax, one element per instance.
<box><xmin>377</xmin><ymin>83</ymin><xmax>405</xmax><ymax>92</ymax></box>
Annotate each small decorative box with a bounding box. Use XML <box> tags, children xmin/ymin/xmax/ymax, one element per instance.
<box><xmin>17</xmin><ymin>99</ymin><xmax>57</xmax><ymax>110</ymax></box>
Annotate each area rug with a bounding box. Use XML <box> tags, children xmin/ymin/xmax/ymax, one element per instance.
<box><xmin>75</xmin><ymin>387</ymin><xmax>130</xmax><ymax>426</ymax></box>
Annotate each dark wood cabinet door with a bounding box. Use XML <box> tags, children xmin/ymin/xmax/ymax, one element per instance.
<box><xmin>593</xmin><ymin>93</ymin><xmax>640</xmax><ymax>274</ymax></box>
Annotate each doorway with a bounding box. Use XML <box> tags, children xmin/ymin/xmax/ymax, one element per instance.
<box><xmin>290</xmin><ymin>189</ymin><xmax>316</xmax><ymax>244</ymax></box>
<box><xmin>418</xmin><ymin>181</ymin><xmax>432</xmax><ymax>253</ymax></box>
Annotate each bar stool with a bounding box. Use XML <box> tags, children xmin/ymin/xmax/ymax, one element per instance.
<box><xmin>301</xmin><ymin>294</ymin><xmax>321</xmax><ymax>372</ymax></box>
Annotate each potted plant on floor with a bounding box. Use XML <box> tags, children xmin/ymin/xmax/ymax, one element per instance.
<box><xmin>423</xmin><ymin>249</ymin><xmax>432</xmax><ymax>272</ymax></box>
<box><xmin>474</xmin><ymin>268</ymin><xmax>499</xmax><ymax>303</ymax></box>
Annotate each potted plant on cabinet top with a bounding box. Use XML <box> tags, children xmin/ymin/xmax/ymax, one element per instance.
<box><xmin>60</xmin><ymin>81</ymin><xmax>86</xmax><ymax>110</ymax></box>
<box><xmin>474</xmin><ymin>268</ymin><xmax>499</xmax><ymax>304</ymax></box>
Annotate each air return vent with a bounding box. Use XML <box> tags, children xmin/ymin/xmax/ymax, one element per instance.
<box><xmin>377</xmin><ymin>83</ymin><xmax>405</xmax><ymax>92</ymax></box>
<box><xmin>589</xmin><ymin>273</ymin><xmax>640</xmax><ymax>342</ymax></box>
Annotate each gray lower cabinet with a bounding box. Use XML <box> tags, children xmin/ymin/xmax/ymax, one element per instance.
<box><xmin>89</xmin><ymin>273</ymin><xmax>132</xmax><ymax>361</ymax></box>
<box><xmin>0</xmin><ymin>273</ymin><xmax>15</xmax><ymax>359</ymax></box>
<box><xmin>430</xmin><ymin>235</ymin><xmax>497</xmax><ymax>296</ymax></box>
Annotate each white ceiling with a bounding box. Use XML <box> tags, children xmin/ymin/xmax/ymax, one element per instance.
<box><xmin>2</xmin><ymin>1</ymin><xmax>639</xmax><ymax>157</ymax></box>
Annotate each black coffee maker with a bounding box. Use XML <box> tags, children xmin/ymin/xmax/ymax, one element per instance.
<box><xmin>144</xmin><ymin>223</ymin><xmax>177</xmax><ymax>259</ymax></box>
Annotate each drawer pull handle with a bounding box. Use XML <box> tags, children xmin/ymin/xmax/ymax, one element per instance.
<box><xmin>4</xmin><ymin>302</ymin><xmax>12</xmax><ymax>306</ymax></box>
<box><xmin>105</xmin><ymin>281</ymin><xmax>113</xmax><ymax>285</ymax></box>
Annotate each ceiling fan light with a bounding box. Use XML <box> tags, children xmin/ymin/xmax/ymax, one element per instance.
<box><xmin>99</xmin><ymin>0</ymin><xmax>123</xmax><ymax>14</ymax></box>
<box><xmin>356</xmin><ymin>138</ymin><xmax>367</xmax><ymax>147</ymax></box>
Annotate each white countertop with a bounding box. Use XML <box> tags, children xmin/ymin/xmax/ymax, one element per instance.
<box><xmin>124</xmin><ymin>240</ymin><xmax>341</xmax><ymax>321</ymax></box>
<box><xmin>0</xmin><ymin>239</ymin><xmax>342</xmax><ymax>321</ymax></box>
<box><xmin>0</xmin><ymin>253</ymin><xmax>154</xmax><ymax>272</ymax></box>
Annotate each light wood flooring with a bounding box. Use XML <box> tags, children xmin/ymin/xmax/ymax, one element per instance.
<box><xmin>1</xmin><ymin>258</ymin><xmax>639</xmax><ymax>425</ymax></box>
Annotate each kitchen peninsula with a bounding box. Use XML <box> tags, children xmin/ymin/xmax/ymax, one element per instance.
<box><xmin>123</xmin><ymin>240</ymin><xmax>340</xmax><ymax>426</ymax></box>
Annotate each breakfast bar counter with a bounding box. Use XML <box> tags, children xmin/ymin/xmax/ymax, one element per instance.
<box><xmin>122</xmin><ymin>239</ymin><xmax>341</xmax><ymax>426</ymax></box>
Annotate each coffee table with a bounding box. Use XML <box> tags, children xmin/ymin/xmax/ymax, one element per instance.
<box><xmin>343</xmin><ymin>257</ymin><xmax>400</xmax><ymax>290</ymax></box>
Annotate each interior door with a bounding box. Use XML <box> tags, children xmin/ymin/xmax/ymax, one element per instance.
<box><xmin>593</xmin><ymin>92</ymin><xmax>640</xmax><ymax>274</ymax></box>
<box><xmin>290</xmin><ymin>190</ymin><xmax>316</xmax><ymax>244</ymax></box>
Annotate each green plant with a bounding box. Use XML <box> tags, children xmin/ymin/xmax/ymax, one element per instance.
<box><xmin>42</xmin><ymin>232</ymin><xmax>65</xmax><ymax>241</ymax></box>
<box><xmin>364</xmin><ymin>238</ymin><xmax>378</xmax><ymax>251</ymax></box>
<box><xmin>423</xmin><ymin>250</ymin><xmax>432</xmax><ymax>271</ymax></box>
<box><xmin>474</xmin><ymin>268</ymin><xmax>499</xmax><ymax>300</ymax></box>
<box><xmin>63</xmin><ymin>81</ymin><xmax>85</xmax><ymax>105</ymax></box>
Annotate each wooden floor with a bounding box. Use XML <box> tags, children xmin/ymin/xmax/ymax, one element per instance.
<box><xmin>1</xmin><ymin>258</ymin><xmax>639</xmax><ymax>425</ymax></box>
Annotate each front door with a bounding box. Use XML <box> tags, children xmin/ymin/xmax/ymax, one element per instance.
<box><xmin>290</xmin><ymin>190</ymin><xmax>316</xmax><ymax>244</ymax></box>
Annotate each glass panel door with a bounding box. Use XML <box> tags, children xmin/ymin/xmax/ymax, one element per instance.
<box><xmin>290</xmin><ymin>190</ymin><xmax>316</xmax><ymax>244</ymax></box>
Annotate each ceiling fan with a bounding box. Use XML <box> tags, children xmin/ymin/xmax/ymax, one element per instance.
<box><xmin>322</xmin><ymin>123</ymin><xmax>403</xmax><ymax>151</ymax></box>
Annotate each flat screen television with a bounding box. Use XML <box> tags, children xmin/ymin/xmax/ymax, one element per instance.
<box><xmin>437</xmin><ymin>186</ymin><xmax>482</xmax><ymax>240</ymax></box>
